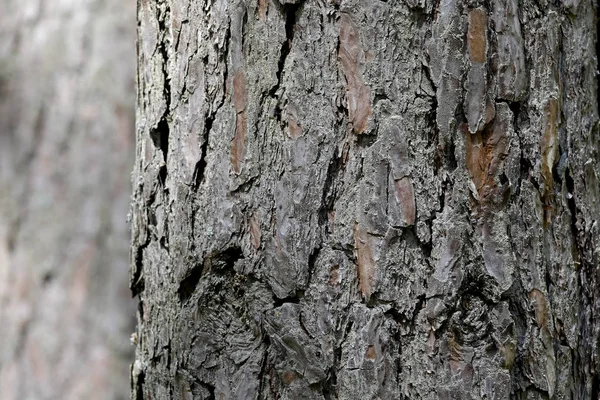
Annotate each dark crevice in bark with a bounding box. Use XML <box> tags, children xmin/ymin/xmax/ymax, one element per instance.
<box><xmin>373</xmin><ymin>91</ymin><xmax>389</xmax><ymax>107</ymax></box>
<box><xmin>269</xmin><ymin>1</ymin><xmax>303</xmax><ymax>124</ymax></box>
<box><xmin>271</xmin><ymin>2</ymin><xmax>301</xmax><ymax>96</ymax></box>
<box><xmin>502</xmin><ymin>280</ymin><xmax>529</xmax><ymax>392</ymax></box>
<box><xmin>356</xmin><ymin>133</ymin><xmax>377</xmax><ymax>148</ymax></box>
<box><xmin>157</xmin><ymin>5</ymin><xmax>172</xmax><ymax>110</ymax></box>
<box><xmin>519</xmin><ymin>155</ymin><xmax>532</xmax><ymax>181</ymax></box>
<box><xmin>200</xmin><ymin>381</ymin><xmax>216</xmax><ymax>400</ymax></box>
<box><xmin>552</xmin><ymin>151</ymin><xmax>568</xmax><ymax>188</ymax></box>
<box><xmin>385</xmin><ymin>164</ymin><xmax>390</xmax><ymax>217</ymax></box>
<box><xmin>241</xmin><ymin>8</ymin><xmax>248</xmax><ymax>52</ymax></box>
<box><xmin>422</xmin><ymin>61</ymin><xmax>440</xmax><ymax>169</ymax></box>
<box><xmin>178</xmin><ymin>264</ymin><xmax>203</xmax><ymax>303</ymax></box>
<box><xmin>150</xmin><ymin>111</ymin><xmax>170</xmax><ymax>165</ymax></box>
<box><xmin>457</xmin><ymin>271</ymin><xmax>500</xmax><ymax>306</ymax></box>
<box><xmin>318</xmin><ymin>149</ymin><xmax>344</xmax><ymax>231</ymax></box>
<box><xmin>509</xmin><ymin>100</ymin><xmax>534</xmax><ymax>201</ymax></box>
<box><xmin>445</xmin><ymin>134</ymin><xmax>457</xmax><ymax>172</ymax></box>
<box><xmin>498</xmin><ymin>172</ymin><xmax>509</xmax><ymax>186</ymax></box>
<box><xmin>592</xmin><ymin>374</ymin><xmax>600</xmax><ymax>400</ymax></box>
<box><xmin>268</xmin><ymin>364</ymin><xmax>279</xmax><ymax>398</ymax></box>
<box><xmin>410</xmin><ymin>294</ymin><xmax>426</xmax><ymax>326</ymax></box>
<box><xmin>383</xmin><ymin>307</ymin><xmax>403</xmax><ymax>324</ymax></box>
<box><xmin>322</xmin><ymin>317</ymin><xmax>352</xmax><ymax>396</ymax></box>
<box><xmin>158</xmin><ymin>165</ymin><xmax>167</xmax><ymax>187</ymax></box>
<box><xmin>159</xmin><ymin>235</ymin><xmax>169</xmax><ymax>251</ymax></box>
<box><xmin>321</xmin><ymin>372</ymin><xmax>338</xmax><ymax>400</ymax></box>
<box><xmin>565</xmin><ymin>167</ymin><xmax>580</xmax><ymax>262</ymax></box>
<box><xmin>165</xmin><ymin>340</ymin><xmax>172</xmax><ymax>369</ymax></box>
<box><xmin>414</xmin><ymin>224</ymin><xmax>432</xmax><ymax>258</ymax></box>
<box><xmin>335</xmin><ymin>91</ymin><xmax>349</xmax><ymax>124</ymax></box>
<box><xmin>193</xmin><ymin>117</ymin><xmax>211</xmax><ymax>189</ymax></box>
<box><xmin>257</xmin><ymin>337</ymin><xmax>271</xmax><ymax>397</ymax></box>
<box><xmin>133</xmin><ymin>368</ymin><xmax>145</xmax><ymax>400</ymax></box>
<box><xmin>179</xmin><ymin>246</ymin><xmax>245</xmax><ymax>303</ymax></box>
<box><xmin>519</xmin><ymin>154</ymin><xmax>541</xmax><ymax>196</ymax></box>
<box><xmin>231</xmin><ymin>174</ymin><xmax>259</xmax><ymax>193</ymax></box>
<box><xmin>138</xmin><ymin>300</ymin><xmax>144</xmax><ymax>321</ymax></box>
<box><xmin>437</xmin><ymin>175</ymin><xmax>451</xmax><ymax>214</ymax></box>
<box><xmin>526</xmin><ymin>386</ymin><xmax>552</xmax><ymax>399</ymax></box>
<box><xmin>381</xmin><ymin>294</ymin><xmax>425</xmax><ymax>339</ymax></box>
<box><xmin>306</xmin><ymin>244</ymin><xmax>322</xmax><ymax>289</ymax></box>
<box><xmin>132</xmin><ymin>238</ymin><xmax>149</xmax><ymax>297</ymax></box>
<box><xmin>193</xmin><ymin>25</ymin><xmax>230</xmax><ymax>190</ymax></box>
<box><xmin>151</xmin><ymin>1</ymin><xmax>172</xmax><ymax>185</ymax></box>
<box><xmin>272</xmin><ymin>290</ymin><xmax>304</xmax><ymax>307</ymax></box>
<box><xmin>333</xmin><ymin>242</ymin><xmax>357</xmax><ymax>265</ymax></box>
<box><xmin>211</xmin><ymin>246</ymin><xmax>245</xmax><ymax>272</ymax></box>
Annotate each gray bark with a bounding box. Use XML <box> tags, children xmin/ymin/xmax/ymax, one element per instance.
<box><xmin>0</xmin><ymin>1</ymin><xmax>136</xmax><ymax>399</ymax></box>
<box><xmin>132</xmin><ymin>0</ymin><xmax>600</xmax><ymax>398</ymax></box>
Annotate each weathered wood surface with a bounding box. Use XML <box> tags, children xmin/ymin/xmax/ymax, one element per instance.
<box><xmin>132</xmin><ymin>0</ymin><xmax>600</xmax><ymax>398</ymax></box>
<box><xmin>0</xmin><ymin>1</ymin><xmax>136</xmax><ymax>399</ymax></box>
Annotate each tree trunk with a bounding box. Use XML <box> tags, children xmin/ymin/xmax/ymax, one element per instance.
<box><xmin>0</xmin><ymin>1</ymin><xmax>136</xmax><ymax>399</ymax></box>
<box><xmin>132</xmin><ymin>0</ymin><xmax>600</xmax><ymax>398</ymax></box>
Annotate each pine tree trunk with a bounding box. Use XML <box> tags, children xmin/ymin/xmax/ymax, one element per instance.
<box><xmin>132</xmin><ymin>0</ymin><xmax>600</xmax><ymax>398</ymax></box>
<box><xmin>0</xmin><ymin>1</ymin><xmax>136</xmax><ymax>399</ymax></box>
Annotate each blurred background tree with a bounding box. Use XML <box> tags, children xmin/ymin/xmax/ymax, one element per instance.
<box><xmin>0</xmin><ymin>1</ymin><xmax>135</xmax><ymax>399</ymax></box>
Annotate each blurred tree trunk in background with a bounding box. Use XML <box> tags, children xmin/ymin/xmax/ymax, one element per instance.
<box><xmin>132</xmin><ymin>0</ymin><xmax>600</xmax><ymax>399</ymax></box>
<box><xmin>0</xmin><ymin>1</ymin><xmax>135</xmax><ymax>399</ymax></box>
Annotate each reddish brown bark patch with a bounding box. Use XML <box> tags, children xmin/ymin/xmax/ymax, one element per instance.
<box><xmin>540</xmin><ymin>98</ymin><xmax>559</xmax><ymax>223</ymax></box>
<box><xmin>282</xmin><ymin>370</ymin><xmax>297</xmax><ymax>385</ymax></box>
<box><xmin>501</xmin><ymin>342</ymin><xmax>516</xmax><ymax>369</ymax></box>
<box><xmin>354</xmin><ymin>223</ymin><xmax>375</xmax><ymax>298</ymax></box>
<box><xmin>465</xmin><ymin>115</ymin><xmax>509</xmax><ymax>206</ymax></box>
<box><xmin>339</xmin><ymin>13</ymin><xmax>372</xmax><ymax>134</ymax></box>
<box><xmin>529</xmin><ymin>289</ymin><xmax>548</xmax><ymax>329</ymax></box>
<box><xmin>468</xmin><ymin>9</ymin><xmax>487</xmax><ymax>63</ymax></box>
<box><xmin>232</xmin><ymin>71</ymin><xmax>247</xmax><ymax>174</ymax></box>
<box><xmin>393</xmin><ymin>177</ymin><xmax>416</xmax><ymax>226</ymax></box>
<box><xmin>288</xmin><ymin>116</ymin><xmax>302</xmax><ymax>139</ymax></box>
<box><xmin>257</xmin><ymin>0</ymin><xmax>268</xmax><ymax>21</ymax></box>
<box><xmin>365</xmin><ymin>345</ymin><xmax>377</xmax><ymax>360</ymax></box>
<box><xmin>233</xmin><ymin>71</ymin><xmax>246</xmax><ymax>113</ymax></box>
<box><xmin>328</xmin><ymin>265</ymin><xmax>340</xmax><ymax>286</ymax></box>
<box><xmin>250</xmin><ymin>213</ymin><xmax>261</xmax><ymax>250</ymax></box>
<box><xmin>285</xmin><ymin>104</ymin><xmax>302</xmax><ymax>139</ymax></box>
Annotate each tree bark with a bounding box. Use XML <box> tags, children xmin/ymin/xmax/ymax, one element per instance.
<box><xmin>0</xmin><ymin>1</ymin><xmax>136</xmax><ymax>399</ymax></box>
<box><xmin>132</xmin><ymin>0</ymin><xmax>600</xmax><ymax>398</ymax></box>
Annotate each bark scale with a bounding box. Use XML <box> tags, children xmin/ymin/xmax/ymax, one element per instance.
<box><xmin>132</xmin><ymin>0</ymin><xmax>600</xmax><ymax>398</ymax></box>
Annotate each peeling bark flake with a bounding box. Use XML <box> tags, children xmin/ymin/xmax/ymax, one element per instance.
<box><xmin>468</xmin><ymin>9</ymin><xmax>487</xmax><ymax>64</ymax></box>
<box><xmin>250</xmin><ymin>212</ymin><xmax>261</xmax><ymax>250</ymax></box>
<box><xmin>393</xmin><ymin>177</ymin><xmax>416</xmax><ymax>226</ymax></box>
<box><xmin>365</xmin><ymin>345</ymin><xmax>377</xmax><ymax>360</ymax></box>
<box><xmin>529</xmin><ymin>289</ymin><xmax>548</xmax><ymax>329</ymax></box>
<box><xmin>541</xmin><ymin>98</ymin><xmax>559</xmax><ymax>217</ymax></box>
<box><xmin>257</xmin><ymin>0</ymin><xmax>268</xmax><ymax>21</ymax></box>
<box><xmin>354</xmin><ymin>223</ymin><xmax>375</xmax><ymax>298</ymax></box>
<box><xmin>464</xmin><ymin>112</ymin><xmax>509</xmax><ymax>206</ymax></box>
<box><xmin>232</xmin><ymin>71</ymin><xmax>247</xmax><ymax>174</ymax></box>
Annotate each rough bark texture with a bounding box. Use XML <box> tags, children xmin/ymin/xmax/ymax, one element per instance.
<box><xmin>0</xmin><ymin>1</ymin><xmax>136</xmax><ymax>399</ymax></box>
<box><xmin>132</xmin><ymin>0</ymin><xmax>600</xmax><ymax>398</ymax></box>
